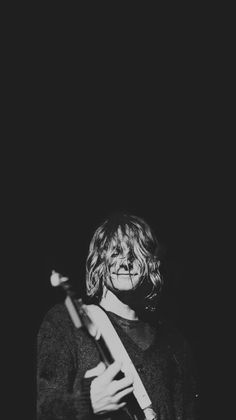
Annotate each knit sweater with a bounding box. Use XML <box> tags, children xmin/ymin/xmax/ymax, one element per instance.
<box><xmin>37</xmin><ymin>303</ymin><xmax>200</xmax><ymax>420</ymax></box>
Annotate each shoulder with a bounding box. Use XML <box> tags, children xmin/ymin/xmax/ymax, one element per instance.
<box><xmin>37</xmin><ymin>303</ymin><xmax>75</xmax><ymax>343</ymax></box>
<box><xmin>39</xmin><ymin>303</ymin><xmax>71</xmax><ymax>328</ymax></box>
<box><xmin>37</xmin><ymin>303</ymin><xmax>84</xmax><ymax>361</ymax></box>
<box><xmin>37</xmin><ymin>302</ymin><xmax>96</xmax><ymax>348</ymax></box>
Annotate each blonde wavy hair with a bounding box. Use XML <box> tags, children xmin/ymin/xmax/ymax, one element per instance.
<box><xmin>86</xmin><ymin>213</ymin><xmax>163</xmax><ymax>311</ymax></box>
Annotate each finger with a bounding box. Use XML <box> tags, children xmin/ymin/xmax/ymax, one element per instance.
<box><xmin>123</xmin><ymin>369</ymin><xmax>134</xmax><ymax>383</ymax></box>
<box><xmin>84</xmin><ymin>361</ymin><xmax>106</xmax><ymax>378</ymax></box>
<box><xmin>108</xmin><ymin>376</ymin><xmax>134</xmax><ymax>396</ymax></box>
<box><xmin>100</xmin><ymin>361</ymin><xmax>122</xmax><ymax>384</ymax></box>
<box><xmin>99</xmin><ymin>402</ymin><xmax>127</xmax><ymax>413</ymax></box>
<box><xmin>113</xmin><ymin>386</ymin><xmax>134</xmax><ymax>403</ymax></box>
<box><xmin>118</xmin><ymin>401</ymin><xmax>127</xmax><ymax>409</ymax></box>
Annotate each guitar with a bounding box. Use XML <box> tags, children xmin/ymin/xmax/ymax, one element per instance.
<box><xmin>50</xmin><ymin>270</ymin><xmax>157</xmax><ymax>420</ymax></box>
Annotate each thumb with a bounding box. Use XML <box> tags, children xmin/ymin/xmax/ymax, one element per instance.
<box><xmin>84</xmin><ymin>361</ymin><xmax>106</xmax><ymax>378</ymax></box>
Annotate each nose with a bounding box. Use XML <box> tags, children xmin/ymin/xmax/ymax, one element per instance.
<box><xmin>119</xmin><ymin>258</ymin><xmax>133</xmax><ymax>270</ymax></box>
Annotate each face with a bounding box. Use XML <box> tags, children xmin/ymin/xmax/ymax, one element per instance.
<box><xmin>104</xmin><ymin>227</ymin><xmax>142</xmax><ymax>292</ymax></box>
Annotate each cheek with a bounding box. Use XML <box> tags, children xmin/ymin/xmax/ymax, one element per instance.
<box><xmin>104</xmin><ymin>255</ymin><xmax>115</xmax><ymax>265</ymax></box>
<box><xmin>108</xmin><ymin>258</ymin><xmax>119</xmax><ymax>268</ymax></box>
<box><xmin>133</xmin><ymin>260</ymin><xmax>141</xmax><ymax>271</ymax></box>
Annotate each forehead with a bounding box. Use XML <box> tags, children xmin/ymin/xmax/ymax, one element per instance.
<box><xmin>110</xmin><ymin>226</ymin><xmax>131</xmax><ymax>249</ymax></box>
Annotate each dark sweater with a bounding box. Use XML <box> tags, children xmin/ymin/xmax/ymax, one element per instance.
<box><xmin>37</xmin><ymin>303</ymin><xmax>199</xmax><ymax>420</ymax></box>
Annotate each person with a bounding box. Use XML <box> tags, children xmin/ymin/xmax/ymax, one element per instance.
<box><xmin>37</xmin><ymin>213</ymin><xmax>200</xmax><ymax>419</ymax></box>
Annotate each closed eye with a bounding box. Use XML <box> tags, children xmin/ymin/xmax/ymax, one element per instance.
<box><xmin>111</xmin><ymin>252</ymin><xmax>119</xmax><ymax>257</ymax></box>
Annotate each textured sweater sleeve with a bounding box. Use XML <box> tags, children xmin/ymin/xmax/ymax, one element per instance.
<box><xmin>37</xmin><ymin>305</ymin><xmax>94</xmax><ymax>420</ymax></box>
<box><xmin>172</xmin><ymin>333</ymin><xmax>200</xmax><ymax>420</ymax></box>
<box><xmin>182</xmin><ymin>339</ymin><xmax>200</xmax><ymax>420</ymax></box>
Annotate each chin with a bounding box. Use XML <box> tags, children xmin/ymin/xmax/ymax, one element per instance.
<box><xmin>108</xmin><ymin>282</ymin><xmax>134</xmax><ymax>292</ymax></box>
<box><xmin>110</xmin><ymin>277</ymin><xmax>140</xmax><ymax>291</ymax></box>
<box><xmin>114</xmin><ymin>286</ymin><xmax>135</xmax><ymax>293</ymax></box>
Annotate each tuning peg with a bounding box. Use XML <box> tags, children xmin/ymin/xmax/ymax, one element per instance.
<box><xmin>50</xmin><ymin>270</ymin><xmax>68</xmax><ymax>287</ymax></box>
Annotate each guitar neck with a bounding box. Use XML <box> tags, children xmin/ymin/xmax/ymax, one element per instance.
<box><xmin>73</xmin><ymin>297</ymin><xmax>115</xmax><ymax>367</ymax></box>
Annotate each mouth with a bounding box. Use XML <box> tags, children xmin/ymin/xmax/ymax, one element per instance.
<box><xmin>112</xmin><ymin>272</ymin><xmax>138</xmax><ymax>276</ymax></box>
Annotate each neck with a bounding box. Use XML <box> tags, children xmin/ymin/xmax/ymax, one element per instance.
<box><xmin>100</xmin><ymin>288</ymin><xmax>139</xmax><ymax>320</ymax></box>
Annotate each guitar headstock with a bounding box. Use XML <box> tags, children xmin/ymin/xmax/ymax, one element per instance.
<box><xmin>50</xmin><ymin>269</ymin><xmax>82</xmax><ymax>328</ymax></box>
<box><xmin>50</xmin><ymin>270</ymin><xmax>69</xmax><ymax>287</ymax></box>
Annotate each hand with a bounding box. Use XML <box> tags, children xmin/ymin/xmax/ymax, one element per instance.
<box><xmin>84</xmin><ymin>361</ymin><xmax>134</xmax><ymax>415</ymax></box>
